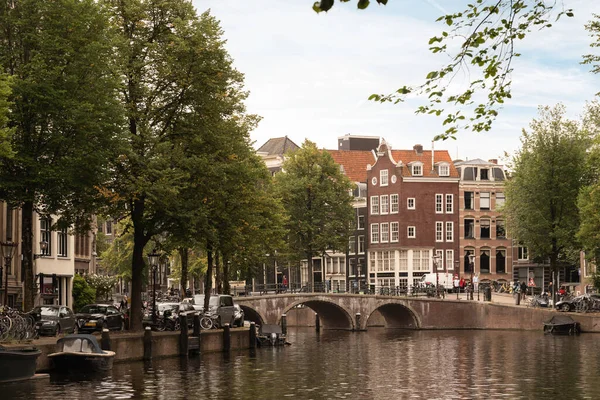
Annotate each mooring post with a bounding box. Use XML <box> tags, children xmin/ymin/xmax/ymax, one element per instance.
<box><xmin>355</xmin><ymin>313</ymin><xmax>361</xmax><ymax>332</ymax></box>
<box><xmin>143</xmin><ymin>326</ymin><xmax>152</xmax><ymax>361</ymax></box>
<box><xmin>101</xmin><ymin>328</ymin><xmax>111</xmax><ymax>351</ymax></box>
<box><xmin>315</xmin><ymin>313</ymin><xmax>320</xmax><ymax>332</ymax></box>
<box><xmin>179</xmin><ymin>314</ymin><xmax>188</xmax><ymax>356</ymax></box>
<box><xmin>281</xmin><ymin>313</ymin><xmax>287</xmax><ymax>335</ymax></box>
<box><xmin>223</xmin><ymin>323</ymin><xmax>231</xmax><ymax>352</ymax></box>
<box><xmin>249</xmin><ymin>322</ymin><xmax>256</xmax><ymax>349</ymax></box>
<box><xmin>193</xmin><ymin>314</ymin><xmax>201</xmax><ymax>337</ymax></box>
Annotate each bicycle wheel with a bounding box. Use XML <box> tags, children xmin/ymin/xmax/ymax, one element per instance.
<box><xmin>200</xmin><ymin>316</ymin><xmax>213</xmax><ymax>330</ymax></box>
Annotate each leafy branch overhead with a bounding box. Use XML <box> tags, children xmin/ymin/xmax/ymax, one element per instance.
<box><xmin>313</xmin><ymin>1</ymin><xmax>574</xmax><ymax>140</ymax></box>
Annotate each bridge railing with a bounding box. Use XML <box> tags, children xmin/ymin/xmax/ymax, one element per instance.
<box><xmin>233</xmin><ymin>283</ymin><xmax>442</xmax><ymax>297</ymax></box>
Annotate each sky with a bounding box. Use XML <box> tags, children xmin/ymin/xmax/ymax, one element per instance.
<box><xmin>194</xmin><ymin>0</ymin><xmax>600</xmax><ymax>163</ymax></box>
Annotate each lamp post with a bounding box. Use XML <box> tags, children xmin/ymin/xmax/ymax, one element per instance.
<box><xmin>0</xmin><ymin>241</ymin><xmax>18</xmax><ymax>306</ymax></box>
<box><xmin>468</xmin><ymin>253</ymin><xmax>476</xmax><ymax>301</ymax></box>
<box><xmin>433</xmin><ymin>254</ymin><xmax>442</xmax><ymax>299</ymax></box>
<box><xmin>147</xmin><ymin>251</ymin><xmax>160</xmax><ymax>326</ymax></box>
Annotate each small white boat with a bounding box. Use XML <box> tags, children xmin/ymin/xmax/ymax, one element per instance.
<box><xmin>48</xmin><ymin>334</ymin><xmax>115</xmax><ymax>372</ymax></box>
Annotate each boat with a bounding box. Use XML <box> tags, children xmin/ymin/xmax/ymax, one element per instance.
<box><xmin>543</xmin><ymin>315</ymin><xmax>580</xmax><ymax>335</ymax></box>
<box><xmin>0</xmin><ymin>345</ymin><xmax>41</xmax><ymax>383</ymax></box>
<box><xmin>256</xmin><ymin>324</ymin><xmax>290</xmax><ymax>347</ymax></box>
<box><xmin>48</xmin><ymin>334</ymin><xmax>115</xmax><ymax>372</ymax></box>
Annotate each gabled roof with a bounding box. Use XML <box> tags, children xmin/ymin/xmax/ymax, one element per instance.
<box><xmin>390</xmin><ymin>150</ymin><xmax>460</xmax><ymax>178</ymax></box>
<box><xmin>256</xmin><ymin>136</ymin><xmax>300</xmax><ymax>156</ymax></box>
<box><xmin>327</xmin><ymin>150</ymin><xmax>376</xmax><ymax>183</ymax></box>
<box><xmin>454</xmin><ymin>158</ymin><xmax>498</xmax><ymax>167</ymax></box>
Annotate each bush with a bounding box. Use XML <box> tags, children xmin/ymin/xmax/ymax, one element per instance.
<box><xmin>73</xmin><ymin>274</ymin><xmax>96</xmax><ymax>312</ymax></box>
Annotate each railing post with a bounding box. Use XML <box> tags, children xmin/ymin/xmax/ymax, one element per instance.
<box><xmin>281</xmin><ymin>313</ymin><xmax>287</xmax><ymax>335</ymax></box>
<box><xmin>179</xmin><ymin>314</ymin><xmax>188</xmax><ymax>356</ymax></box>
<box><xmin>101</xmin><ymin>328</ymin><xmax>111</xmax><ymax>351</ymax></box>
<box><xmin>315</xmin><ymin>313</ymin><xmax>320</xmax><ymax>332</ymax></box>
<box><xmin>355</xmin><ymin>313</ymin><xmax>361</xmax><ymax>332</ymax></box>
<box><xmin>143</xmin><ymin>326</ymin><xmax>152</xmax><ymax>361</ymax></box>
<box><xmin>249</xmin><ymin>322</ymin><xmax>256</xmax><ymax>349</ymax></box>
<box><xmin>223</xmin><ymin>323</ymin><xmax>231</xmax><ymax>352</ymax></box>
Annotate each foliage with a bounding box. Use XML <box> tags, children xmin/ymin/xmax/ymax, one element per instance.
<box><xmin>0</xmin><ymin>74</ymin><xmax>13</xmax><ymax>159</ymax></box>
<box><xmin>312</xmin><ymin>1</ymin><xmax>573</xmax><ymax>140</ymax></box>
<box><xmin>590</xmin><ymin>270</ymin><xmax>600</xmax><ymax>292</ymax></box>
<box><xmin>72</xmin><ymin>274</ymin><xmax>96</xmax><ymax>312</ymax></box>
<box><xmin>504</xmin><ymin>104</ymin><xmax>589</xmax><ymax>270</ymax></box>
<box><xmin>86</xmin><ymin>273</ymin><xmax>119</xmax><ymax>301</ymax></box>
<box><xmin>273</xmin><ymin>140</ymin><xmax>354</xmax><ymax>284</ymax></box>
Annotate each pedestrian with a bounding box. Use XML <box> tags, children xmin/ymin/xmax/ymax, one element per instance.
<box><xmin>520</xmin><ymin>281</ymin><xmax>527</xmax><ymax>300</ymax></box>
<box><xmin>473</xmin><ymin>274</ymin><xmax>479</xmax><ymax>294</ymax></box>
<box><xmin>120</xmin><ymin>299</ymin><xmax>125</xmax><ymax>310</ymax></box>
<box><xmin>453</xmin><ymin>276</ymin><xmax>460</xmax><ymax>293</ymax></box>
<box><xmin>459</xmin><ymin>278</ymin><xmax>465</xmax><ymax>293</ymax></box>
<box><xmin>282</xmin><ymin>275</ymin><xmax>288</xmax><ymax>291</ymax></box>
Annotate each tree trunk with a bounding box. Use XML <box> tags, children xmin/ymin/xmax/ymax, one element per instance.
<box><xmin>203</xmin><ymin>242</ymin><xmax>213</xmax><ymax>311</ymax></box>
<box><xmin>307</xmin><ymin>250</ymin><xmax>313</xmax><ymax>291</ymax></box>
<box><xmin>21</xmin><ymin>201</ymin><xmax>34</xmax><ymax>311</ymax></box>
<box><xmin>130</xmin><ymin>197</ymin><xmax>150</xmax><ymax>331</ymax></box>
<box><xmin>215</xmin><ymin>251</ymin><xmax>222</xmax><ymax>294</ymax></box>
<box><xmin>179</xmin><ymin>247</ymin><xmax>188</xmax><ymax>300</ymax></box>
<box><xmin>223</xmin><ymin>255</ymin><xmax>230</xmax><ymax>294</ymax></box>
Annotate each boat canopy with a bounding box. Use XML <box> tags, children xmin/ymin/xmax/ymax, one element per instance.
<box><xmin>56</xmin><ymin>334</ymin><xmax>104</xmax><ymax>354</ymax></box>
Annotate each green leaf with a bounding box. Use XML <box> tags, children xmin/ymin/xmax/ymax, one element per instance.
<box><xmin>426</xmin><ymin>71</ymin><xmax>439</xmax><ymax>79</ymax></box>
<box><xmin>357</xmin><ymin>0</ymin><xmax>370</xmax><ymax>9</ymax></box>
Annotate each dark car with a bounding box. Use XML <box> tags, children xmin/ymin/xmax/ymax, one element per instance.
<box><xmin>30</xmin><ymin>305</ymin><xmax>77</xmax><ymax>336</ymax></box>
<box><xmin>76</xmin><ymin>304</ymin><xmax>124</xmax><ymax>332</ymax></box>
<box><xmin>189</xmin><ymin>294</ymin><xmax>235</xmax><ymax>327</ymax></box>
<box><xmin>143</xmin><ymin>302</ymin><xmax>197</xmax><ymax>331</ymax></box>
<box><xmin>555</xmin><ymin>293</ymin><xmax>600</xmax><ymax>312</ymax></box>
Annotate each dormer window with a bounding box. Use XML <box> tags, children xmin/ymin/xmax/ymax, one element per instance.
<box><xmin>438</xmin><ymin>163</ymin><xmax>450</xmax><ymax>177</ymax></box>
<box><xmin>411</xmin><ymin>163</ymin><xmax>423</xmax><ymax>176</ymax></box>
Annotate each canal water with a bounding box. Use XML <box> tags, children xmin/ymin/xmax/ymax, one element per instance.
<box><xmin>4</xmin><ymin>328</ymin><xmax>600</xmax><ymax>399</ymax></box>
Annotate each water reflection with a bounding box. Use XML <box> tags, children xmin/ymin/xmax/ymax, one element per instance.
<box><xmin>3</xmin><ymin>328</ymin><xmax>600</xmax><ymax>399</ymax></box>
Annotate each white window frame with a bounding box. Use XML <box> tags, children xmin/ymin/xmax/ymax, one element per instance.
<box><xmin>57</xmin><ymin>228</ymin><xmax>68</xmax><ymax>258</ymax></box>
<box><xmin>407</xmin><ymin>226</ymin><xmax>416</xmax><ymax>239</ymax></box>
<box><xmin>380</xmin><ymin>195</ymin><xmax>389</xmax><ymax>215</ymax></box>
<box><xmin>445</xmin><ymin>194</ymin><xmax>453</xmax><ymax>214</ymax></box>
<box><xmin>391</xmin><ymin>222</ymin><xmax>399</xmax><ymax>242</ymax></box>
<box><xmin>398</xmin><ymin>250</ymin><xmax>408</xmax><ymax>271</ymax></box>
<box><xmin>435</xmin><ymin>249</ymin><xmax>444</xmax><ymax>270</ymax></box>
<box><xmin>496</xmin><ymin>192</ymin><xmax>505</xmax><ymax>208</ymax></box>
<box><xmin>435</xmin><ymin>221</ymin><xmax>443</xmax><ymax>242</ymax></box>
<box><xmin>480</xmin><ymin>192</ymin><xmax>490</xmax><ymax>209</ymax></box>
<box><xmin>439</xmin><ymin>164</ymin><xmax>450</xmax><ymax>176</ymax></box>
<box><xmin>445</xmin><ymin>250</ymin><xmax>454</xmax><ymax>270</ymax></box>
<box><xmin>358</xmin><ymin>215</ymin><xmax>365</xmax><ymax>230</ymax></box>
<box><xmin>380</xmin><ymin>223</ymin><xmax>389</xmax><ymax>243</ymax></box>
<box><xmin>371</xmin><ymin>224</ymin><xmax>379</xmax><ymax>244</ymax></box>
<box><xmin>446</xmin><ymin>221</ymin><xmax>454</xmax><ymax>242</ymax></box>
<box><xmin>412</xmin><ymin>163</ymin><xmax>423</xmax><ymax>176</ymax></box>
<box><xmin>390</xmin><ymin>194</ymin><xmax>399</xmax><ymax>213</ymax></box>
<box><xmin>358</xmin><ymin>235</ymin><xmax>365</xmax><ymax>254</ymax></box>
<box><xmin>380</xmin><ymin>169</ymin><xmax>388</xmax><ymax>186</ymax></box>
<box><xmin>518</xmin><ymin>246</ymin><xmax>528</xmax><ymax>260</ymax></box>
<box><xmin>370</xmin><ymin>196</ymin><xmax>379</xmax><ymax>215</ymax></box>
<box><xmin>407</xmin><ymin>198</ymin><xmax>415</xmax><ymax>210</ymax></box>
<box><xmin>435</xmin><ymin>194</ymin><xmax>443</xmax><ymax>213</ymax></box>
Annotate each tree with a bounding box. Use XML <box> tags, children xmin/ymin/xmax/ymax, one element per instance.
<box><xmin>72</xmin><ymin>274</ymin><xmax>96</xmax><ymax>313</ymax></box>
<box><xmin>312</xmin><ymin>1</ymin><xmax>574</xmax><ymax>139</ymax></box>
<box><xmin>0</xmin><ymin>0</ymin><xmax>123</xmax><ymax>311</ymax></box>
<box><xmin>273</xmin><ymin>140</ymin><xmax>355</xmax><ymax>288</ymax></box>
<box><xmin>0</xmin><ymin>74</ymin><xmax>13</xmax><ymax>159</ymax></box>
<box><xmin>86</xmin><ymin>274</ymin><xmax>119</xmax><ymax>301</ymax></box>
<box><xmin>504</xmin><ymin>104</ymin><xmax>589</xmax><ymax>301</ymax></box>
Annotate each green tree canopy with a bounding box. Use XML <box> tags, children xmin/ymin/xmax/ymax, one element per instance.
<box><xmin>72</xmin><ymin>274</ymin><xmax>96</xmax><ymax>313</ymax></box>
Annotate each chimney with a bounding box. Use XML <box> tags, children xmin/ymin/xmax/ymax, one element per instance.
<box><xmin>488</xmin><ymin>159</ymin><xmax>498</xmax><ymax>164</ymax></box>
<box><xmin>413</xmin><ymin>144</ymin><xmax>423</xmax><ymax>155</ymax></box>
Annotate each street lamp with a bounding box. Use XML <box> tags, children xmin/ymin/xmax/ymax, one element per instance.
<box><xmin>468</xmin><ymin>253</ymin><xmax>476</xmax><ymax>301</ymax></box>
<box><xmin>34</xmin><ymin>241</ymin><xmax>48</xmax><ymax>259</ymax></box>
<box><xmin>147</xmin><ymin>250</ymin><xmax>160</xmax><ymax>326</ymax></box>
<box><xmin>433</xmin><ymin>254</ymin><xmax>442</xmax><ymax>298</ymax></box>
<box><xmin>0</xmin><ymin>241</ymin><xmax>18</xmax><ymax>306</ymax></box>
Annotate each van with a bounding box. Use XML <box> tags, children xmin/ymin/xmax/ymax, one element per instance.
<box><xmin>191</xmin><ymin>294</ymin><xmax>235</xmax><ymax>327</ymax></box>
<box><xmin>419</xmin><ymin>273</ymin><xmax>454</xmax><ymax>291</ymax></box>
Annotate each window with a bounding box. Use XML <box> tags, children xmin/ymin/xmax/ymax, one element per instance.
<box><xmin>349</xmin><ymin>236</ymin><xmax>356</xmax><ymax>254</ymax></box>
<box><xmin>496</xmin><ymin>249</ymin><xmax>506</xmax><ymax>274</ymax></box>
<box><xmin>412</xmin><ymin>163</ymin><xmax>422</xmax><ymax>176</ymax></box>
<box><xmin>370</xmin><ymin>196</ymin><xmax>379</xmax><ymax>215</ymax></box>
<box><xmin>390</xmin><ymin>194</ymin><xmax>399</xmax><ymax>213</ymax></box>
<box><xmin>407</xmin><ymin>198</ymin><xmax>415</xmax><ymax>210</ymax></box>
<box><xmin>464</xmin><ymin>249</ymin><xmax>475</xmax><ymax>273</ymax></box>
<box><xmin>464</xmin><ymin>219</ymin><xmax>475</xmax><ymax>239</ymax></box>
<box><xmin>436</xmin><ymin>222</ymin><xmax>443</xmax><ymax>242</ymax></box>
<box><xmin>358</xmin><ymin>215</ymin><xmax>365</xmax><ymax>230</ymax></box>
<box><xmin>518</xmin><ymin>246</ymin><xmax>528</xmax><ymax>260</ymax></box>
<box><xmin>371</xmin><ymin>224</ymin><xmax>379</xmax><ymax>243</ymax></box>
<box><xmin>407</xmin><ymin>226</ymin><xmax>416</xmax><ymax>238</ymax></box>
<box><xmin>352</xmin><ymin>182</ymin><xmax>367</xmax><ymax>198</ymax></box>
<box><xmin>480</xmin><ymin>249</ymin><xmax>490</xmax><ymax>273</ymax></box>
<box><xmin>496</xmin><ymin>192</ymin><xmax>505</xmax><ymax>208</ymax></box>
<box><xmin>58</xmin><ymin>228</ymin><xmax>68</xmax><ymax>257</ymax></box>
<box><xmin>398</xmin><ymin>250</ymin><xmax>408</xmax><ymax>271</ymax></box>
<box><xmin>380</xmin><ymin>195</ymin><xmax>389</xmax><ymax>214</ymax></box>
<box><xmin>446</xmin><ymin>194</ymin><xmax>453</xmax><ymax>214</ymax></box>
<box><xmin>446</xmin><ymin>250</ymin><xmax>454</xmax><ymax>270</ymax></box>
<box><xmin>496</xmin><ymin>220</ymin><xmax>506</xmax><ymax>238</ymax></box>
<box><xmin>435</xmin><ymin>194</ymin><xmax>443</xmax><ymax>213</ymax></box>
<box><xmin>380</xmin><ymin>223</ymin><xmax>389</xmax><ymax>243</ymax></box>
<box><xmin>435</xmin><ymin>249</ymin><xmax>444</xmax><ymax>270</ymax></box>
<box><xmin>40</xmin><ymin>217</ymin><xmax>52</xmax><ymax>256</ymax></box>
<box><xmin>380</xmin><ymin>169</ymin><xmax>388</xmax><ymax>186</ymax></box>
<box><xmin>358</xmin><ymin>236</ymin><xmax>365</xmax><ymax>254</ymax></box>
<box><xmin>480</xmin><ymin>192</ymin><xmax>490</xmax><ymax>210</ymax></box>
<box><xmin>439</xmin><ymin>164</ymin><xmax>449</xmax><ymax>176</ymax></box>
<box><xmin>480</xmin><ymin>219</ymin><xmax>491</xmax><ymax>239</ymax></box>
<box><xmin>391</xmin><ymin>222</ymin><xmax>399</xmax><ymax>242</ymax></box>
<box><xmin>412</xmin><ymin>249</ymin><xmax>429</xmax><ymax>271</ymax></box>
<box><xmin>464</xmin><ymin>192</ymin><xmax>474</xmax><ymax>210</ymax></box>
<box><xmin>105</xmin><ymin>220</ymin><xmax>112</xmax><ymax>235</ymax></box>
<box><xmin>446</xmin><ymin>222</ymin><xmax>454</xmax><ymax>242</ymax></box>
<box><xmin>5</xmin><ymin>207</ymin><xmax>13</xmax><ymax>241</ymax></box>
<box><xmin>480</xmin><ymin>168</ymin><xmax>489</xmax><ymax>180</ymax></box>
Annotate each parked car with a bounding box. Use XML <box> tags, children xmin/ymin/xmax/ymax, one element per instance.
<box><xmin>30</xmin><ymin>305</ymin><xmax>77</xmax><ymax>336</ymax></box>
<box><xmin>555</xmin><ymin>293</ymin><xmax>600</xmax><ymax>312</ymax></box>
<box><xmin>143</xmin><ymin>302</ymin><xmax>196</xmax><ymax>330</ymax></box>
<box><xmin>190</xmin><ymin>294</ymin><xmax>235</xmax><ymax>327</ymax></box>
<box><xmin>233</xmin><ymin>304</ymin><xmax>245</xmax><ymax>327</ymax></box>
<box><xmin>76</xmin><ymin>304</ymin><xmax>125</xmax><ymax>332</ymax></box>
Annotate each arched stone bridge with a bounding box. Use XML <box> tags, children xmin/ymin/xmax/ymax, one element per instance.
<box><xmin>235</xmin><ymin>293</ymin><xmax>490</xmax><ymax>331</ymax></box>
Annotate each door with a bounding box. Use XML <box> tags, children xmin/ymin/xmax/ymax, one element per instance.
<box><xmin>107</xmin><ymin>307</ymin><xmax>120</xmax><ymax>329</ymax></box>
<box><xmin>217</xmin><ymin>296</ymin><xmax>235</xmax><ymax>326</ymax></box>
<box><xmin>59</xmin><ymin>307</ymin><xmax>74</xmax><ymax>332</ymax></box>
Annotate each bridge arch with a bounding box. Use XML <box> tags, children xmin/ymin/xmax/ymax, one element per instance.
<box><xmin>368</xmin><ymin>301</ymin><xmax>421</xmax><ymax>329</ymax></box>
<box><xmin>282</xmin><ymin>299</ymin><xmax>354</xmax><ymax>330</ymax></box>
<box><xmin>238</xmin><ymin>305</ymin><xmax>266</xmax><ymax>326</ymax></box>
